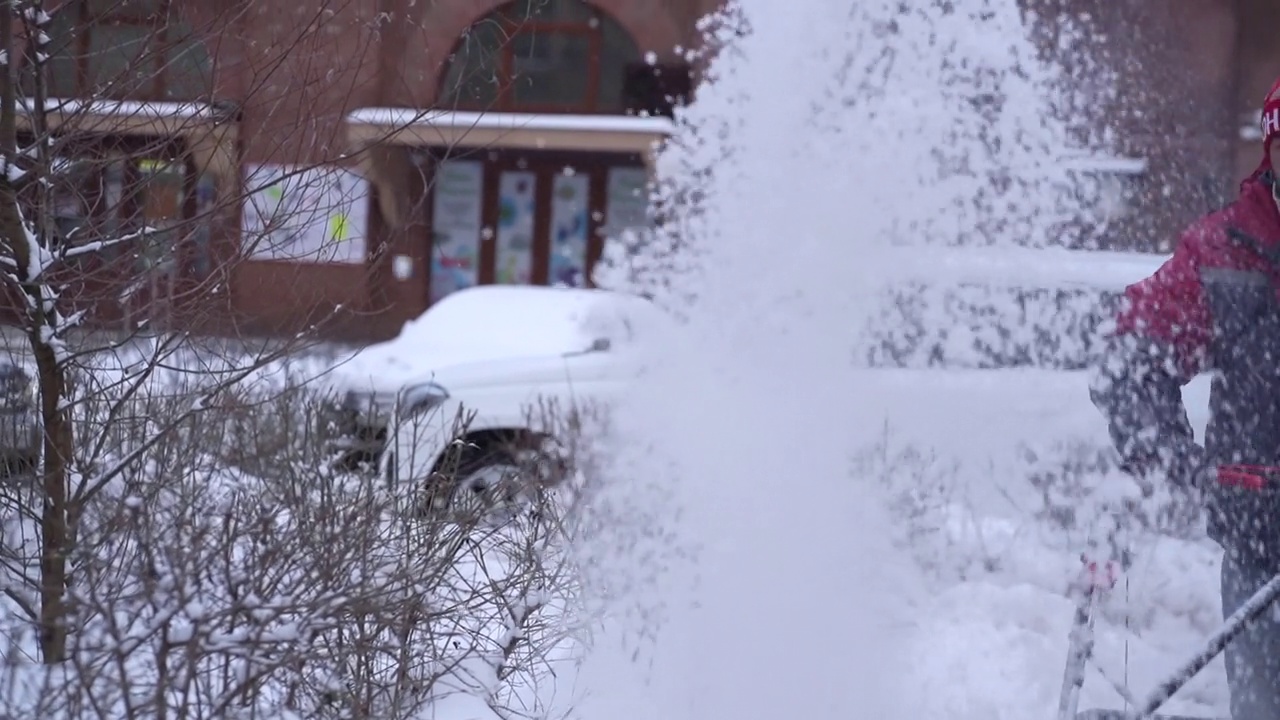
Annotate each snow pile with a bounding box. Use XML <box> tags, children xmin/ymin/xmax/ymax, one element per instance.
<box><xmin>848</xmin><ymin>368</ymin><xmax>1226</xmax><ymax>718</ymax></box>
<box><xmin>899</xmin><ymin>484</ymin><xmax>1227</xmax><ymax>719</ymax></box>
<box><xmin>830</xmin><ymin>363</ymin><xmax>1224</xmax><ymax>719</ymax></box>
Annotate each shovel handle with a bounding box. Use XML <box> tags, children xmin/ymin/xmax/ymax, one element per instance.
<box><xmin>1127</xmin><ymin>568</ymin><xmax>1280</xmax><ymax>719</ymax></box>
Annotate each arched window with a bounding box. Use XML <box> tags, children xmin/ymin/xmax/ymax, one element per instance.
<box><xmin>439</xmin><ymin>0</ymin><xmax>642</xmax><ymax>114</ymax></box>
<box><xmin>20</xmin><ymin>0</ymin><xmax>213</xmax><ymax>101</ymax></box>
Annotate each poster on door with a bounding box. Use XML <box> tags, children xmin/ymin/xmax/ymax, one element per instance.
<box><xmin>242</xmin><ymin>164</ymin><xmax>368</xmax><ymax>264</ymax></box>
<box><xmin>496</xmin><ymin>171</ymin><xmax>536</xmax><ymax>284</ymax></box>
<box><xmin>603</xmin><ymin>167</ymin><xmax>652</xmax><ymax>244</ymax></box>
<box><xmin>430</xmin><ymin>160</ymin><xmax>484</xmax><ymax>303</ymax></box>
<box><xmin>548</xmin><ymin>172</ymin><xmax>590</xmax><ymax>287</ymax></box>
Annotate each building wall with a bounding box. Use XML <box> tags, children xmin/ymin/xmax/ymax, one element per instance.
<box><xmin>1234</xmin><ymin>0</ymin><xmax>1280</xmax><ymax>182</ymax></box>
<box><xmin>1027</xmin><ymin>0</ymin><xmax>1240</xmax><ymax>252</ymax></box>
<box><xmin>167</xmin><ymin>0</ymin><xmax>708</xmax><ymax>342</ymax></box>
<box><xmin>44</xmin><ymin>0</ymin><xmax>1276</xmax><ymax>341</ymax></box>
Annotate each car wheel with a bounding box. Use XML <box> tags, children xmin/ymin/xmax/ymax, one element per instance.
<box><xmin>456</xmin><ymin>456</ymin><xmax>524</xmax><ymax>513</ymax></box>
<box><xmin>421</xmin><ymin>439</ymin><xmax>546</xmax><ymax>522</ymax></box>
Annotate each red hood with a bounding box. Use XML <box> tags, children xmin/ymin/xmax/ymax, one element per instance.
<box><xmin>1230</xmin><ymin>175</ymin><xmax>1280</xmax><ymax>242</ymax></box>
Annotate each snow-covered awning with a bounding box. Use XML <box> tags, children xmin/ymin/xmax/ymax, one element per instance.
<box><xmin>16</xmin><ymin>96</ymin><xmax>232</xmax><ymax>136</ymax></box>
<box><xmin>13</xmin><ymin>96</ymin><xmax>239</xmax><ymax>181</ymax></box>
<box><xmin>346</xmin><ymin>108</ymin><xmax>675</xmax><ymax>154</ymax></box>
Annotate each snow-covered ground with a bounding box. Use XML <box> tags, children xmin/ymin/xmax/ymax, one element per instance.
<box><xmin>859</xmin><ymin>369</ymin><xmax>1225</xmax><ymax>719</ymax></box>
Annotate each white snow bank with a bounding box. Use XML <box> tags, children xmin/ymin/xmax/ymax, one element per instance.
<box><xmin>18</xmin><ymin>96</ymin><xmax>218</xmax><ymax>121</ymax></box>
<box><xmin>837</xmin><ymin>366</ymin><xmax>1228</xmax><ymax>720</ymax></box>
<box><xmin>906</xmin><ymin>509</ymin><xmax>1226</xmax><ymax>720</ymax></box>
<box><xmin>347</xmin><ymin>108</ymin><xmax>675</xmax><ymax>136</ymax></box>
<box><xmin>879</xmin><ymin>245</ymin><xmax>1168</xmax><ymax>291</ymax></box>
<box><xmin>848</xmin><ymin>368</ymin><xmax>1212</xmax><ymax>462</ymax></box>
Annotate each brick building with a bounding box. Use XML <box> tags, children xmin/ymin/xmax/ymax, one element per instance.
<box><xmin>11</xmin><ymin>0</ymin><xmax>1280</xmax><ymax>343</ymax></box>
<box><xmin>10</xmin><ymin>0</ymin><xmax>711</xmax><ymax>342</ymax></box>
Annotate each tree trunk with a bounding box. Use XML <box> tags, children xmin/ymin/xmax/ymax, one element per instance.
<box><xmin>35</xmin><ymin>342</ymin><xmax>69</xmax><ymax>663</ymax></box>
<box><xmin>0</xmin><ymin>2</ymin><xmax>73</xmax><ymax>664</ymax></box>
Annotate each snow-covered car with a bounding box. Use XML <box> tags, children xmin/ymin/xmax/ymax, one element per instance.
<box><xmin>321</xmin><ymin>285</ymin><xmax>667</xmax><ymax>485</ymax></box>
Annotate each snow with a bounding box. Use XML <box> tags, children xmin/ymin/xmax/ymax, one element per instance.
<box><xmin>23</xmin><ymin>8</ymin><xmax>51</xmax><ymax>26</ymax></box>
<box><xmin>346</xmin><ymin>107</ymin><xmax>676</xmax><ymax>136</ymax></box>
<box><xmin>16</xmin><ymin>96</ymin><xmax>218</xmax><ymax>121</ymax></box>
<box><xmin>1060</xmin><ymin>154</ymin><xmax>1148</xmax><ymax>174</ymax></box>
<box><xmin>564</xmin><ymin>2</ymin><xmax>1231</xmax><ymax>720</ymax></box>
<box><xmin>1242</xmin><ymin>110</ymin><xmax>1264</xmax><ymax>141</ymax></box>
<box><xmin>878</xmin><ymin>244</ymin><xmax>1166</xmax><ymax>290</ymax></box>
<box><xmin>0</xmin><ymin>2</ymin><xmax>1240</xmax><ymax>718</ymax></box>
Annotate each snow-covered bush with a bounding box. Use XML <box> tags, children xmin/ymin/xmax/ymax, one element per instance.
<box><xmin>0</xmin><ymin>374</ymin><xmax>587</xmax><ymax>719</ymax></box>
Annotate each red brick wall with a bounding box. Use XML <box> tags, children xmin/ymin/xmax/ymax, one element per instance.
<box><xmin>203</xmin><ymin>0</ymin><xmax>384</xmax><ymax>340</ymax></box>
<box><xmin>1028</xmin><ymin>0</ymin><xmax>1239</xmax><ymax>252</ymax></box>
<box><xmin>213</xmin><ymin>0</ymin><xmax>700</xmax><ymax>343</ymax></box>
<box><xmin>40</xmin><ymin>0</ymin><xmax>1275</xmax><ymax>339</ymax></box>
<box><xmin>1233</xmin><ymin>0</ymin><xmax>1280</xmax><ymax>183</ymax></box>
<box><xmin>384</xmin><ymin>0</ymin><xmax>689</xmax><ymax>109</ymax></box>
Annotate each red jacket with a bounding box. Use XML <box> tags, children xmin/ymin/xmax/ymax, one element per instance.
<box><xmin>1091</xmin><ymin>171</ymin><xmax>1280</xmax><ymax>550</ymax></box>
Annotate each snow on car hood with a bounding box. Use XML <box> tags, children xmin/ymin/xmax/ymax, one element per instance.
<box><xmin>320</xmin><ymin>286</ymin><xmax>665</xmax><ymax>395</ymax></box>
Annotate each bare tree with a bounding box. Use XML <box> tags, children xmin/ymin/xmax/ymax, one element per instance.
<box><xmin>0</xmin><ymin>0</ymin><xmax>602</xmax><ymax>715</ymax></box>
<box><xmin>0</xmin><ymin>0</ymin><xmax>378</xmax><ymax>664</ymax></box>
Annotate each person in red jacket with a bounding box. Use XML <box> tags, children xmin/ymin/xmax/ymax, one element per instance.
<box><xmin>1090</xmin><ymin>76</ymin><xmax>1280</xmax><ymax>720</ymax></box>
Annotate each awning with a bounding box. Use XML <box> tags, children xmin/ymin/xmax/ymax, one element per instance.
<box><xmin>16</xmin><ymin>97</ymin><xmax>234</xmax><ymax>135</ymax></box>
<box><xmin>346</xmin><ymin>108</ymin><xmax>675</xmax><ymax>155</ymax></box>
<box><xmin>15</xmin><ymin>97</ymin><xmax>239</xmax><ymax>180</ymax></box>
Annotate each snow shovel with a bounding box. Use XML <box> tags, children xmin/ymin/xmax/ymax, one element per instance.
<box><xmin>1057</xmin><ymin>554</ymin><xmax>1123</xmax><ymax>720</ymax></box>
<box><xmin>1063</xmin><ymin>547</ymin><xmax>1280</xmax><ymax>720</ymax></box>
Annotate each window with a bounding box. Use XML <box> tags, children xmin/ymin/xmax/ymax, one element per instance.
<box><xmin>20</xmin><ymin>0</ymin><xmax>213</xmax><ymax>101</ymax></box>
<box><xmin>17</xmin><ymin>135</ymin><xmax>194</xmax><ymax>273</ymax></box>
<box><xmin>439</xmin><ymin>0</ymin><xmax>643</xmax><ymax>114</ymax></box>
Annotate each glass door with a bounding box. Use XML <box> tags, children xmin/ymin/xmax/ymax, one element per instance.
<box><xmin>424</xmin><ymin>149</ymin><xmax>651</xmax><ymax>303</ymax></box>
<box><xmin>547</xmin><ymin>167</ymin><xmax>590</xmax><ymax>287</ymax></box>
<box><xmin>427</xmin><ymin>158</ymin><xmax>485</xmax><ymax>303</ymax></box>
<box><xmin>494</xmin><ymin>169</ymin><xmax>537</xmax><ymax>285</ymax></box>
<box><xmin>125</xmin><ymin>157</ymin><xmax>186</xmax><ymax>328</ymax></box>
